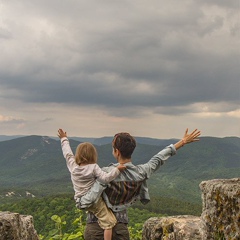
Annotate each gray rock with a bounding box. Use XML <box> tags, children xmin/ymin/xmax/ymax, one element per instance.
<box><xmin>199</xmin><ymin>178</ymin><xmax>240</xmax><ymax>240</ymax></box>
<box><xmin>0</xmin><ymin>211</ymin><xmax>39</xmax><ymax>240</ymax></box>
<box><xmin>142</xmin><ymin>215</ymin><xmax>202</xmax><ymax>240</ymax></box>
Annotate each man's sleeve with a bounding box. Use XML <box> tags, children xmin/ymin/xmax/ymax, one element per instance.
<box><xmin>139</xmin><ymin>144</ymin><xmax>176</xmax><ymax>179</ymax></box>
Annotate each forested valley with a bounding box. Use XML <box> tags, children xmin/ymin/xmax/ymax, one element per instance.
<box><xmin>0</xmin><ymin>193</ymin><xmax>201</xmax><ymax>238</ymax></box>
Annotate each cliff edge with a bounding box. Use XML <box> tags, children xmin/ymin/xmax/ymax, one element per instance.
<box><xmin>143</xmin><ymin>178</ymin><xmax>240</xmax><ymax>240</ymax></box>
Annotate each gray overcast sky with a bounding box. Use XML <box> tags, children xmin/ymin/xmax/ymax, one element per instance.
<box><xmin>0</xmin><ymin>0</ymin><xmax>239</xmax><ymax>138</ymax></box>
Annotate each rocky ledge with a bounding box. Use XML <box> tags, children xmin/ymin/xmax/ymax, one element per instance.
<box><xmin>142</xmin><ymin>178</ymin><xmax>240</xmax><ymax>240</ymax></box>
<box><xmin>0</xmin><ymin>211</ymin><xmax>39</xmax><ymax>240</ymax></box>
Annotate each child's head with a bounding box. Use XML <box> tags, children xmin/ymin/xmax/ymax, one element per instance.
<box><xmin>112</xmin><ymin>132</ymin><xmax>136</xmax><ymax>159</ymax></box>
<box><xmin>75</xmin><ymin>142</ymin><xmax>97</xmax><ymax>165</ymax></box>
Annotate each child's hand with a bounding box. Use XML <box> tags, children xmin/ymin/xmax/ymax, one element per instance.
<box><xmin>117</xmin><ymin>164</ymin><xmax>126</xmax><ymax>171</ymax></box>
<box><xmin>58</xmin><ymin>129</ymin><xmax>67</xmax><ymax>139</ymax></box>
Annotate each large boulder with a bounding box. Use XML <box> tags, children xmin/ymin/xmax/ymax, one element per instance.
<box><xmin>0</xmin><ymin>211</ymin><xmax>39</xmax><ymax>240</ymax></box>
<box><xmin>142</xmin><ymin>215</ymin><xmax>202</xmax><ymax>240</ymax></box>
<box><xmin>199</xmin><ymin>178</ymin><xmax>240</xmax><ymax>240</ymax></box>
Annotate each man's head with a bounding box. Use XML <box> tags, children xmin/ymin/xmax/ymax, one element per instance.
<box><xmin>112</xmin><ymin>132</ymin><xmax>136</xmax><ymax>159</ymax></box>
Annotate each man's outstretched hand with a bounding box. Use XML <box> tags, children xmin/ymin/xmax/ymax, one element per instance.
<box><xmin>182</xmin><ymin>128</ymin><xmax>201</xmax><ymax>145</ymax></box>
<box><xmin>174</xmin><ymin>128</ymin><xmax>201</xmax><ymax>150</ymax></box>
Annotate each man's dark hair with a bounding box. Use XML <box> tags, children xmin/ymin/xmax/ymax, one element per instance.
<box><xmin>112</xmin><ymin>132</ymin><xmax>136</xmax><ymax>159</ymax></box>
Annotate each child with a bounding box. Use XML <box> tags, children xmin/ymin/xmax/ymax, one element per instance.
<box><xmin>57</xmin><ymin>128</ymin><xmax>126</xmax><ymax>240</ymax></box>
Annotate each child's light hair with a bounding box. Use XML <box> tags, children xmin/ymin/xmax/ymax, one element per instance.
<box><xmin>75</xmin><ymin>142</ymin><xmax>97</xmax><ymax>165</ymax></box>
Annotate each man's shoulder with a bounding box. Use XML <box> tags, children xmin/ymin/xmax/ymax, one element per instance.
<box><xmin>102</xmin><ymin>163</ymin><xmax>117</xmax><ymax>172</ymax></box>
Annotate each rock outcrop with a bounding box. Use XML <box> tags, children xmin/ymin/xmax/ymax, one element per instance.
<box><xmin>142</xmin><ymin>215</ymin><xmax>202</xmax><ymax>240</ymax></box>
<box><xmin>0</xmin><ymin>211</ymin><xmax>39</xmax><ymax>240</ymax></box>
<box><xmin>142</xmin><ymin>178</ymin><xmax>240</xmax><ymax>240</ymax></box>
<box><xmin>200</xmin><ymin>178</ymin><xmax>240</xmax><ymax>240</ymax></box>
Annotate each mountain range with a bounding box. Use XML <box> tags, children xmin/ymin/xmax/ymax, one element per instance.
<box><xmin>0</xmin><ymin>135</ymin><xmax>239</xmax><ymax>204</ymax></box>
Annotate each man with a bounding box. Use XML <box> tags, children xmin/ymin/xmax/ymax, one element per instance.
<box><xmin>83</xmin><ymin>128</ymin><xmax>201</xmax><ymax>240</ymax></box>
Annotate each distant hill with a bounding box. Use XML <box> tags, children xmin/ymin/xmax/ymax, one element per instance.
<box><xmin>0</xmin><ymin>135</ymin><xmax>25</xmax><ymax>142</ymax></box>
<box><xmin>0</xmin><ymin>135</ymin><xmax>178</xmax><ymax>146</ymax></box>
<box><xmin>0</xmin><ymin>135</ymin><xmax>239</xmax><ymax>204</ymax></box>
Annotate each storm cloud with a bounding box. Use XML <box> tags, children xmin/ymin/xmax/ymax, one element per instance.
<box><xmin>0</xmin><ymin>0</ymin><xmax>239</xmax><ymax>138</ymax></box>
